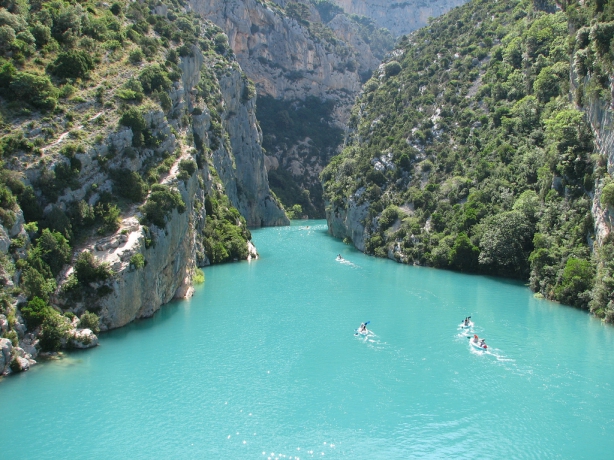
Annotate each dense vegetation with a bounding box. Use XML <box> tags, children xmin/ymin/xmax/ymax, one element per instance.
<box><xmin>323</xmin><ymin>0</ymin><xmax>614</xmax><ymax>319</ymax></box>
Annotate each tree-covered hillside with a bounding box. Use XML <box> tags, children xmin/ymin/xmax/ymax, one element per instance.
<box><xmin>0</xmin><ymin>0</ymin><xmax>263</xmax><ymax>362</ymax></box>
<box><xmin>323</xmin><ymin>0</ymin><xmax>614</xmax><ymax>319</ymax></box>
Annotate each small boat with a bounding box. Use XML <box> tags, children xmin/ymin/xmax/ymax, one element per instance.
<box><xmin>355</xmin><ymin>321</ymin><xmax>370</xmax><ymax>336</ymax></box>
<box><xmin>469</xmin><ymin>336</ymin><xmax>488</xmax><ymax>350</ymax></box>
<box><xmin>459</xmin><ymin>321</ymin><xmax>474</xmax><ymax>329</ymax></box>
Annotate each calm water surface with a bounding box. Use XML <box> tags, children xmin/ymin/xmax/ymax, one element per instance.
<box><xmin>2</xmin><ymin>221</ymin><xmax>614</xmax><ymax>459</ymax></box>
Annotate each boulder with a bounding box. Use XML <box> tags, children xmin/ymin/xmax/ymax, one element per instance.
<box><xmin>69</xmin><ymin>329</ymin><xmax>99</xmax><ymax>349</ymax></box>
<box><xmin>13</xmin><ymin>356</ymin><xmax>30</xmax><ymax>372</ymax></box>
<box><xmin>0</xmin><ymin>338</ymin><xmax>12</xmax><ymax>374</ymax></box>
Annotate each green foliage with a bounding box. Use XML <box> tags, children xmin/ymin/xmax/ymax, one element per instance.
<box><xmin>139</xmin><ymin>64</ymin><xmax>171</xmax><ymax>94</ymax></box>
<box><xmin>39</xmin><ymin>312</ymin><xmax>69</xmax><ymax>352</ymax></box>
<box><xmin>21</xmin><ymin>266</ymin><xmax>56</xmax><ymax>301</ymax></box>
<box><xmin>600</xmin><ymin>183</ymin><xmax>614</xmax><ymax>207</ymax></box>
<box><xmin>140</xmin><ymin>184</ymin><xmax>185</xmax><ymax>228</ymax></box>
<box><xmin>203</xmin><ymin>191</ymin><xmax>251</xmax><ymax>264</ymax></box>
<box><xmin>35</xmin><ymin>228</ymin><xmax>71</xmax><ymax>277</ymax></box>
<box><xmin>110</xmin><ymin>168</ymin><xmax>148</xmax><ymax>202</ymax></box>
<box><xmin>322</xmin><ymin>0</ymin><xmax>598</xmax><ymax>309</ymax></box>
<box><xmin>6</xmin><ymin>71</ymin><xmax>57</xmax><ymax>110</ymax></box>
<box><xmin>554</xmin><ymin>258</ymin><xmax>594</xmax><ymax>308</ymax></box>
<box><xmin>286</xmin><ymin>204</ymin><xmax>303</xmax><ymax>219</ymax></box>
<box><xmin>49</xmin><ymin>50</ymin><xmax>94</xmax><ymax>79</ymax></box>
<box><xmin>74</xmin><ymin>251</ymin><xmax>112</xmax><ymax>285</ymax></box>
<box><xmin>129</xmin><ymin>253</ymin><xmax>145</xmax><ymax>269</ymax></box>
<box><xmin>20</xmin><ymin>296</ymin><xmax>51</xmax><ymax>330</ymax></box>
<box><xmin>193</xmin><ymin>268</ymin><xmax>205</xmax><ymax>284</ymax></box>
<box><xmin>384</xmin><ymin>61</ymin><xmax>402</xmax><ymax>77</ymax></box>
<box><xmin>79</xmin><ymin>311</ymin><xmax>100</xmax><ymax>334</ymax></box>
<box><xmin>119</xmin><ymin>107</ymin><xmax>146</xmax><ymax>132</ymax></box>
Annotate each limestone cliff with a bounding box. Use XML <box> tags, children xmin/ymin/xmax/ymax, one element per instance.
<box><xmin>189</xmin><ymin>0</ymin><xmax>394</xmax><ymax>215</ymax></box>
<box><xmin>331</xmin><ymin>0</ymin><xmax>468</xmax><ymax>37</ymax></box>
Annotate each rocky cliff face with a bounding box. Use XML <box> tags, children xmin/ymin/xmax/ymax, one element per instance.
<box><xmin>189</xmin><ymin>0</ymin><xmax>394</xmax><ymax>215</ymax></box>
<box><xmin>331</xmin><ymin>0</ymin><xmax>468</xmax><ymax>37</ymax></box>
<box><xmin>189</xmin><ymin>0</ymin><xmax>370</xmax><ymax>104</ymax></box>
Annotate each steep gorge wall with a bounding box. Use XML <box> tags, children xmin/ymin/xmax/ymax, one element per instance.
<box><xmin>189</xmin><ymin>0</ymin><xmax>390</xmax><ymax>215</ymax></box>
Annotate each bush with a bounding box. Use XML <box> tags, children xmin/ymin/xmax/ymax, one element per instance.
<box><xmin>110</xmin><ymin>2</ymin><xmax>122</xmax><ymax>16</ymax></box>
<box><xmin>178</xmin><ymin>159</ymin><xmax>197</xmax><ymax>176</ymax></box>
<box><xmin>36</xmin><ymin>228</ymin><xmax>71</xmax><ymax>277</ymax></box>
<box><xmin>129</xmin><ymin>48</ymin><xmax>144</xmax><ymax>64</ymax></box>
<box><xmin>74</xmin><ymin>251</ymin><xmax>112</xmax><ymax>285</ymax></box>
<box><xmin>21</xmin><ymin>266</ymin><xmax>56</xmax><ymax>301</ymax></box>
<box><xmin>110</xmin><ymin>168</ymin><xmax>148</xmax><ymax>202</ymax></box>
<box><xmin>30</xmin><ymin>23</ymin><xmax>51</xmax><ymax>48</ymax></box>
<box><xmin>601</xmin><ymin>183</ymin><xmax>614</xmax><ymax>207</ymax></box>
<box><xmin>39</xmin><ymin>312</ymin><xmax>69</xmax><ymax>352</ymax></box>
<box><xmin>119</xmin><ymin>107</ymin><xmax>146</xmax><ymax>132</ymax></box>
<box><xmin>193</xmin><ymin>268</ymin><xmax>205</xmax><ymax>284</ymax></box>
<box><xmin>384</xmin><ymin>61</ymin><xmax>402</xmax><ymax>77</ymax></box>
<box><xmin>8</xmin><ymin>71</ymin><xmax>57</xmax><ymax>110</ymax></box>
<box><xmin>20</xmin><ymin>296</ymin><xmax>51</xmax><ymax>330</ymax></box>
<box><xmin>129</xmin><ymin>253</ymin><xmax>145</xmax><ymax>269</ymax></box>
<box><xmin>79</xmin><ymin>311</ymin><xmax>100</xmax><ymax>334</ymax></box>
<box><xmin>140</xmin><ymin>185</ymin><xmax>185</xmax><ymax>228</ymax></box>
<box><xmin>95</xmin><ymin>202</ymin><xmax>121</xmax><ymax>235</ymax></box>
<box><xmin>139</xmin><ymin>64</ymin><xmax>171</xmax><ymax>94</ymax></box>
<box><xmin>49</xmin><ymin>50</ymin><xmax>94</xmax><ymax>79</ymax></box>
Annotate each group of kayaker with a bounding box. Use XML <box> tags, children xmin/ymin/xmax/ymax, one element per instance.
<box><xmin>461</xmin><ymin>316</ymin><xmax>488</xmax><ymax>350</ymax></box>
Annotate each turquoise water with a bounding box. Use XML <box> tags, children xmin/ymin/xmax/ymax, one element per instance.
<box><xmin>3</xmin><ymin>220</ymin><xmax>614</xmax><ymax>459</ymax></box>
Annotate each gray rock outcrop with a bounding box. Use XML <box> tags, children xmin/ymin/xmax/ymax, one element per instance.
<box><xmin>0</xmin><ymin>338</ymin><xmax>12</xmax><ymax>375</ymax></box>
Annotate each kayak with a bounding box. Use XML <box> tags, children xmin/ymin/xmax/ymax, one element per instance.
<box><xmin>459</xmin><ymin>321</ymin><xmax>474</xmax><ymax>329</ymax></box>
<box><xmin>355</xmin><ymin>328</ymin><xmax>369</xmax><ymax>336</ymax></box>
<box><xmin>470</xmin><ymin>339</ymin><xmax>488</xmax><ymax>350</ymax></box>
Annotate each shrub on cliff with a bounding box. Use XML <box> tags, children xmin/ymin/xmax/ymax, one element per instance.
<box><xmin>79</xmin><ymin>311</ymin><xmax>100</xmax><ymax>334</ymax></box>
<box><xmin>384</xmin><ymin>61</ymin><xmax>402</xmax><ymax>77</ymax></box>
<box><xmin>74</xmin><ymin>251</ymin><xmax>112</xmax><ymax>285</ymax></box>
<box><xmin>139</xmin><ymin>64</ymin><xmax>171</xmax><ymax>94</ymax></box>
<box><xmin>39</xmin><ymin>312</ymin><xmax>70</xmax><ymax>352</ymax></box>
<box><xmin>20</xmin><ymin>296</ymin><xmax>52</xmax><ymax>330</ymax></box>
<box><xmin>110</xmin><ymin>168</ymin><xmax>149</xmax><ymax>202</ymax></box>
<box><xmin>600</xmin><ymin>183</ymin><xmax>614</xmax><ymax>207</ymax></box>
<box><xmin>6</xmin><ymin>71</ymin><xmax>57</xmax><ymax>110</ymax></box>
<box><xmin>49</xmin><ymin>50</ymin><xmax>94</xmax><ymax>79</ymax></box>
<box><xmin>140</xmin><ymin>184</ymin><xmax>185</xmax><ymax>228</ymax></box>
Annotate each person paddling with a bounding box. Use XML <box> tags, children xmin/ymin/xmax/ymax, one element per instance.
<box><xmin>359</xmin><ymin>322</ymin><xmax>367</xmax><ymax>333</ymax></box>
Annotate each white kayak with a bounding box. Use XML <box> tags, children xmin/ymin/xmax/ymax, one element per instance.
<box><xmin>355</xmin><ymin>328</ymin><xmax>369</xmax><ymax>336</ymax></box>
<box><xmin>459</xmin><ymin>321</ymin><xmax>474</xmax><ymax>329</ymax></box>
<box><xmin>470</xmin><ymin>339</ymin><xmax>488</xmax><ymax>351</ymax></box>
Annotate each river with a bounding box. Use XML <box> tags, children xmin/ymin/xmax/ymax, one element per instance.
<box><xmin>2</xmin><ymin>220</ymin><xmax>614</xmax><ymax>458</ymax></box>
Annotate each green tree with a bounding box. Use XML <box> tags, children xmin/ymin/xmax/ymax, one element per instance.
<box><xmin>20</xmin><ymin>296</ymin><xmax>51</xmax><ymax>330</ymax></box>
<box><xmin>79</xmin><ymin>311</ymin><xmax>100</xmax><ymax>334</ymax></box>
<box><xmin>478</xmin><ymin>211</ymin><xmax>534</xmax><ymax>277</ymax></box>
<box><xmin>449</xmin><ymin>233</ymin><xmax>479</xmax><ymax>271</ymax></box>
<box><xmin>49</xmin><ymin>50</ymin><xmax>94</xmax><ymax>79</ymax></box>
